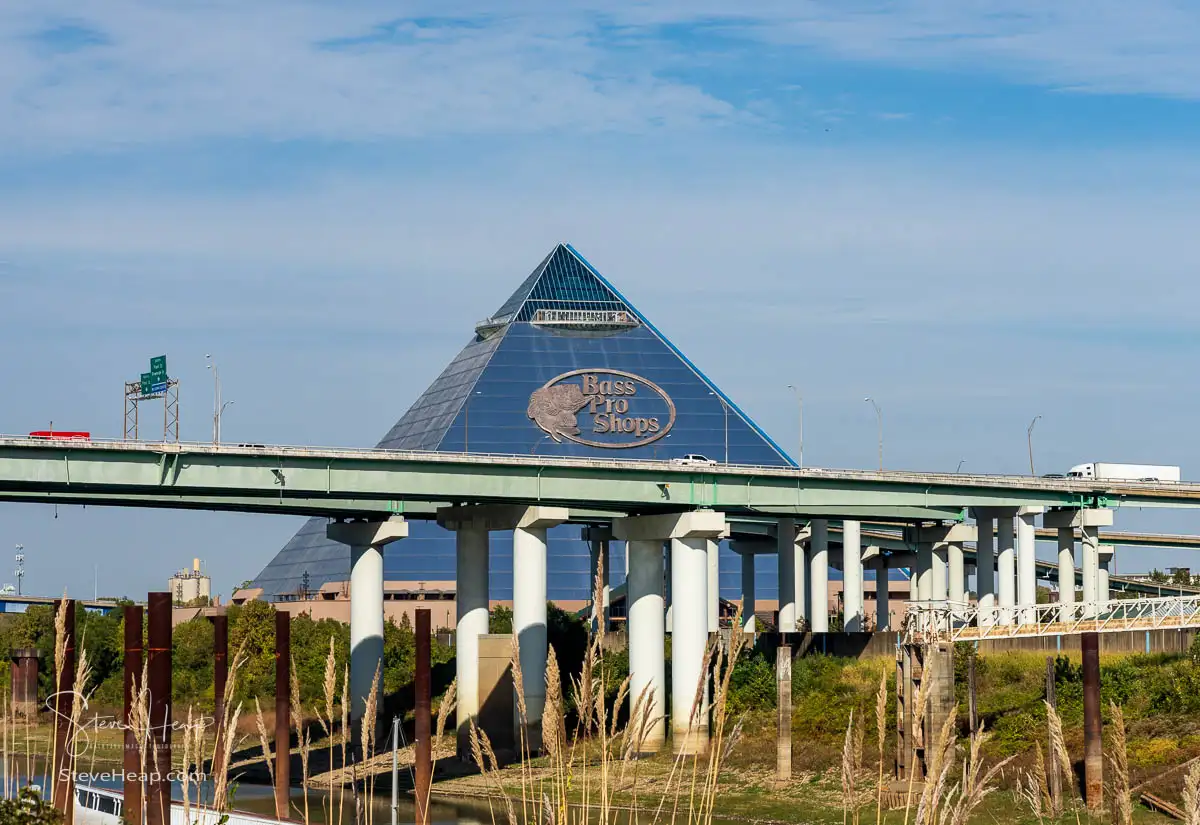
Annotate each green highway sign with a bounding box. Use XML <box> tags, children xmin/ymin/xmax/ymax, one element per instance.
<box><xmin>137</xmin><ymin>356</ymin><xmax>170</xmax><ymax>396</ymax></box>
<box><xmin>150</xmin><ymin>355</ymin><xmax>167</xmax><ymax>383</ymax></box>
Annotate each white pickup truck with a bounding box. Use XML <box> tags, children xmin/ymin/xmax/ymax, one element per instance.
<box><xmin>1066</xmin><ymin>462</ymin><xmax>1181</xmax><ymax>482</ymax></box>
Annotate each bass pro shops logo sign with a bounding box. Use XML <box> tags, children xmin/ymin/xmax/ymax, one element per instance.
<box><xmin>527</xmin><ymin>369</ymin><xmax>676</xmax><ymax>449</ymax></box>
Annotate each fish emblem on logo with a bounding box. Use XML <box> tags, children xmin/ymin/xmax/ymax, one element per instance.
<box><xmin>526</xmin><ymin>384</ymin><xmax>590</xmax><ymax>443</ymax></box>
<box><xmin>527</xmin><ymin>369</ymin><xmax>675</xmax><ymax>449</ymax></box>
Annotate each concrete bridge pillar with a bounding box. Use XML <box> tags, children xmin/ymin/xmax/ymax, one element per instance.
<box><xmin>863</xmin><ymin>546</ymin><xmax>890</xmax><ymax>631</ymax></box>
<box><xmin>972</xmin><ymin>512</ymin><xmax>996</xmax><ymax>625</ymax></box>
<box><xmin>624</xmin><ymin>537</ymin><xmax>666</xmax><ymax>752</ymax></box>
<box><xmin>326</xmin><ymin>518</ymin><xmax>408</xmax><ymax>736</ymax></box>
<box><xmin>908</xmin><ymin>523</ymin><xmax>976</xmax><ymax>629</ymax></box>
<box><xmin>947</xmin><ymin>538</ymin><xmax>965</xmax><ymax>604</ymax></box>
<box><xmin>1099</xmin><ymin>545</ymin><xmax>1113</xmax><ymax>607</ymax></box>
<box><xmin>842</xmin><ymin>519</ymin><xmax>864</xmax><ymax>632</ymax></box>
<box><xmin>1017</xmin><ymin>507</ymin><xmax>1043</xmax><ymax>624</ymax></box>
<box><xmin>740</xmin><ymin>551</ymin><xmax>757</xmax><ymax>634</ymax></box>
<box><xmin>583</xmin><ymin>526</ymin><xmax>613</xmax><ymax>632</ymax></box>
<box><xmin>776</xmin><ymin>518</ymin><xmax>806</xmax><ymax>633</ymax></box>
<box><xmin>809</xmin><ymin>519</ymin><xmax>830</xmax><ymax>632</ymax></box>
<box><xmin>1055</xmin><ymin>526</ymin><xmax>1077</xmax><ymax>621</ymax></box>
<box><xmin>997</xmin><ymin>516</ymin><xmax>1017</xmax><ymax>624</ymax></box>
<box><xmin>708</xmin><ymin>539</ymin><xmax>720</xmax><ymax>634</ymax></box>
<box><xmin>439</xmin><ymin>504</ymin><xmax>568</xmax><ymax>749</ymax></box>
<box><xmin>616</xmin><ymin>511</ymin><xmax>728</xmax><ymax>756</ymax></box>
<box><xmin>1044</xmin><ymin>509</ymin><xmax>1113</xmax><ymax>620</ymax></box>
<box><xmin>874</xmin><ymin>553</ymin><xmax>890</xmax><ymax>630</ymax></box>
<box><xmin>932</xmin><ymin>541</ymin><xmax>948</xmax><ymax>602</ymax></box>
<box><xmin>915</xmin><ymin>541</ymin><xmax>933</xmax><ymax>602</ymax></box>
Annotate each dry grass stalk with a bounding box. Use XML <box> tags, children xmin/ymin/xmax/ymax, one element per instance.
<box><xmin>1183</xmin><ymin>761</ymin><xmax>1200</xmax><ymax>825</ymax></box>
<box><xmin>842</xmin><ymin>710</ymin><xmax>858</xmax><ymax>825</ymax></box>
<box><xmin>254</xmin><ymin>696</ymin><xmax>276</xmax><ymax>787</ymax></box>
<box><xmin>1016</xmin><ymin>768</ymin><xmax>1045</xmax><ymax>824</ymax></box>
<box><xmin>943</xmin><ymin>726</ymin><xmax>1015</xmax><ymax>825</ymax></box>
<box><xmin>1108</xmin><ymin>701</ymin><xmax>1132</xmax><ymax>825</ymax></box>
<box><xmin>320</xmin><ymin>637</ymin><xmax>337</xmax><ymax>824</ymax></box>
<box><xmin>181</xmin><ymin>705</ymin><xmax>196</xmax><ymax>824</ymax></box>
<box><xmin>48</xmin><ymin>595</ymin><xmax>69</xmax><ymax>808</ymax></box>
<box><xmin>339</xmin><ymin>663</ymin><xmax>349</xmax><ymax>825</ymax></box>
<box><xmin>1045</xmin><ymin>700</ymin><xmax>1074</xmax><ymax>799</ymax></box>
<box><xmin>543</xmin><ymin>646</ymin><xmax>568</xmax><ymax>825</ymax></box>
<box><xmin>212</xmin><ymin>701</ymin><xmax>244</xmax><ymax>812</ymax></box>
<box><xmin>422</xmin><ymin>678</ymin><xmax>458</xmax><ymax>825</ymax></box>
<box><xmin>698</xmin><ymin>609</ymin><xmax>750</xmax><ymax>825</ymax></box>
<box><xmin>915</xmin><ymin>706</ymin><xmax>958</xmax><ymax>825</ymax></box>
<box><xmin>211</xmin><ymin>643</ymin><xmax>248</xmax><ymax>813</ymax></box>
<box><xmin>66</xmin><ymin>640</ymin><xmax>92</xmax><ymax>799</ymax></box>
<box><xmin>291</xmin><ymin>655</ymin><xmax>312</xmax><ymax>825</ymax></box>
<box><xmin>902</xmin><ymin>648</ymin><xmax>935</xmax><ymax>825</ymax></box>
<box><xmin>361</xmin><ymin>662</ymin><xmax>381</xmax><ymax>825</ymax></box>
<box><xmin>509</xmin><ymin>635</ymin><xmax>532</xmax><ymax>825</ymax></box>
<box><xmin>1033</xmin><ymin>742</ymin><xmax>1055</xmax><ymax>817</ymax></box>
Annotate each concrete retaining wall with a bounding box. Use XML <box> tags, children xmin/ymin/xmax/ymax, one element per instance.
<box><xmin>791</xmin><ymin>628</ymin><xmax>1198</xmax><ymax>659</ymax></box>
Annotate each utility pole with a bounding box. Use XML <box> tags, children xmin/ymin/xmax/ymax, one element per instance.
<box><xmin>206</xmin><ymin>355</ymin><xmax>233</xmax><ymax>444</ymax></box>
<box><xmin>864</xmin><ymin>397</ymin><xmax>883</xmax><ymax>470</ymax></box>
<box><xmin>14</xmin><ymin>544</ymin><xmax>24</xmax><ymax>596</ymax></box>
<box><xmin>1027</xmin><ymin>415</ymin><xmax>1042</xmax><ymax>475</ymax></box>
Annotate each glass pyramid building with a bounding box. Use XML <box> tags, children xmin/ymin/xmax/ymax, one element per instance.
<box><xmin>248</xmin><ymin>244</ymin><xmax>796</xmax><ymax>604</ymax></box>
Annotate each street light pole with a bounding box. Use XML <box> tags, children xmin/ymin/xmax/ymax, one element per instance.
<box><xmin>1027</xmin><ymin>415</ymin><xmax>1042</xmax><ymax>475</ymax></box>
<box><xmin>787</xmin><ymin>385</ymin><xmax>803</xmax><ymax>468</ymax></box>
<box><xmin>205</xmin><ymin>355</ymin><xmax>231</xmax><ymax>444</ymax></box>
<box><xmin>864</xmin><ymin>397</ymin><xmax>883</xmax><ymax>471</ymax></box>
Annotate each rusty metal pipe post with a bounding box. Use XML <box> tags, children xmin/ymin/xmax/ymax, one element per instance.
<box><xmin>275</xmin><ymin>610</ymin><xmax>291</xmax><ymax>820</ymax></box>
<box><xmin>52</xmin><ymin>599</ymin><xmax>76</xmax><ymax>824</ymax></box>
<box><xmin>415</xmin><ymin>609</ymin><xmax>433</xmax><ymax>825</ymax></box>
<box><xmin>212</xmin><ymin>614</ymin><xmax>228</xmax><ymax>765</ymax></box>
<box><xmin>147</xmin><ymin>593</ymin><xmax>172</xmax><ymax>825</ymax></box>
<box><xmin>124</xmin><ymin>605</ymin><xmax>144</xmax><ymax>825</ymax></box>
<box><xmin>1082</xmin><ymin>632</ymin><xmax>1103</xmax><ymax>811</ymax></box>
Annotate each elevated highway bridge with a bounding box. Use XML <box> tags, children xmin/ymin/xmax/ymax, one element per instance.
<box><xmin>7</xmin><ymin>435</ymin><xmax>1200</xmax><ymax>756</ymax></box>
<box><xmin>2</xmin><ymin>436</ymin><xmax>1198</xmax><ymax>518</ymax></box>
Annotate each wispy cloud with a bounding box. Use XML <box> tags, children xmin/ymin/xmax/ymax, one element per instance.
<box><xmin>2</xmin><ymin>1</ymin><xmax>1200</xmax><ymax>151</ymax></box>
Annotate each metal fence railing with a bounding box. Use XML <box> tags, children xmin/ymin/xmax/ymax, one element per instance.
<box><xmin>902</xmin><ymin>594</ymin><xmax>1200</xmax><ymax>644</ymax></box>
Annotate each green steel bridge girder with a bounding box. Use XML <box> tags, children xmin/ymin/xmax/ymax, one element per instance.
<box><xmin>0</xmin><ymin>440</ymin><xmax>1128</xmax><ymax>520</ymax></box>
<box><xmin>9</xmin><ymin>439</ymin><xmax>1200</xmax><ymax>518</ymax></box>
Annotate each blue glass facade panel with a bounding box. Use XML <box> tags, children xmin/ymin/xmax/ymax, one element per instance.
<box><xmin>251</xmin><ymin>244</ymin><xmax>794</xmax><ymax>601</ymax></box>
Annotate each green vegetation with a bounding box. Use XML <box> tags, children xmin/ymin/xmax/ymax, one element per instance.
<box><xmin>0</xmin><ymin>788</ymin><xmax>62</xmax><ymax>824</ymax></box>
<box><xmin>0</xmin><ymin>600</ymin><xmax>453</xmax><ymax>712</ymax></box>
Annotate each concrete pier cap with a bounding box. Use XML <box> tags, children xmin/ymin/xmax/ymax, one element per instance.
<box><xmin>436</xmin><ymin>504</ymin><xmax>570</xmax><ymax>532</ymax></box>
<box><xmin>613</xmin><ymin>509</ymin><xmax>730</xmax><ymax>542</ymax></box>
<box><xmin>581</xmin><ymin>525</ymin><xmax>614</xmax><ymax>543</ymax></box>
<box><xmin>1042</xmin><ymin>508</ymin><xmax>1115</xmax><ymax>529</ymax></box>
<box><xmin>904</xmin><ymin>522</ymin><xmax>978</xmax><ymax>545</ymax></box>
<box><xmin>326</xmin><ymin>516</ymin><xmax>409</xmax><ymax>546</ymax></box>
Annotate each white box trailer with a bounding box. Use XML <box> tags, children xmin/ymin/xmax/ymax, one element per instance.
<box><xmin>1066</xmin><ymin>462</ymin><xmax>1181</xmax><ymax>482</ymax></box>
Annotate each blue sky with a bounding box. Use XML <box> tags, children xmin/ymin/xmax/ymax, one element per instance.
<box><xmin>3</xmin><ymin>1</ymin><xmax>1200</xmax><ymax>598</ymax></box>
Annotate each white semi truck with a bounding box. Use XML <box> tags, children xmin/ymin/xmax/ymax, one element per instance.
<box><xmin>1066</xmin><ymin>462</ymin><xmax>1181</xmax><ymax>482</ymax></box>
